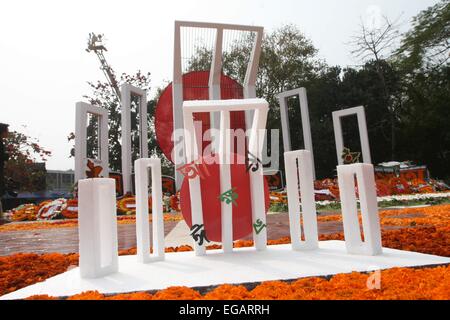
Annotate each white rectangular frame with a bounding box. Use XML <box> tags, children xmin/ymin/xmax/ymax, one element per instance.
<box><xmin>183</xmin><ymin>98</ymin><xmax>269</xmax><ymax>255</ymax></box>
<box><xmin>278</xmin><ymin>88</ymin><xmax>315</xmax><ymax>180</ymax></box>
<box><xmin>173</xmin><ymin>20</ymin><xmax>264</xmax><ymax>189</ymax></box>
<box><xmin>120</xmin><ymin>84</ymin><xmax>148</xmax><ymax>194</ymax></box>
<box><xmin>332</xmin><ymin>106</ymin><xmax>371</xmax><ymax>166</ymax></box>
<box><xmin>75</xmin><ymin>102</ymin><xmax>109</xmax><ymax>183</ymax></box>
<box><xmin>284</xmin><ymin>150</ymin><xmax>318</xmax><ymax>250</ymax></box>
<box><xmin>134</xmin><ymin>158</ymin><xmax>165</xmax><ymax>263</ymax></box>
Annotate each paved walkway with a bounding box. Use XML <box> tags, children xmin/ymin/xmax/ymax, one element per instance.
<box><xmin>0</xmin><ymin>212</ymin><xmax>412</xmax><ymax>256</ymax></box>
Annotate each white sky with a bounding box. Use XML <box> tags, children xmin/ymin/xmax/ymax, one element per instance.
<box><xmin>0</xmin><ymin>0</ymin><xmax>439</xmax><ymax>170</ymax></box>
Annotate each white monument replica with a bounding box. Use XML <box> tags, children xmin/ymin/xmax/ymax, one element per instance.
<box><xmin>332</xmin><ymin>106</ymin><xmax>372</xmax><ymax>165</ymax></box>
<box><xmin>2</xmin><ymin>22</ymin><xmax>449</xmax><ymax>300</ymax></box>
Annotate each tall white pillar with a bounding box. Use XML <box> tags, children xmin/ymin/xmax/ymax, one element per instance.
<box><xmin>135</xmin><ymin>158</ymin><xmax>165</xmax><ymax>263</ymax></box>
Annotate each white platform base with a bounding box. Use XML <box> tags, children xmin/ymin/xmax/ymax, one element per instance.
<box><xmin>2</xmin><ymin>241</ymin><xmax>449</xmax><ymax>300</ymax></box>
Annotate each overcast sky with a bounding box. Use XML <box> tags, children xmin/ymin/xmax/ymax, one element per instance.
<box><xmin>0</xmin><ymin>0</ymin><xmax>439</xmax><ymax>170</ymax></box>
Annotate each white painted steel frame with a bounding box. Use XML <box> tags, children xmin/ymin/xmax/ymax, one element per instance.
<box><xmin>332</xmin><ymin>106</ymin><xmax>372</xmax><ymax>166</ymax></box>
<box><xmin>173</xmin><ymin>20</ymin><xmax>264</xmax><ymax>189</ymax></box>
<box><xmin>183</xmin><ymin>98</ymin><xmax>269</xmax><ymax>255</ymax></box>
<box><xmin>278</xmin><ymin>88</ymin><xmax>316</xmax><ymax>180</ymax></box>
<box><xmin>75</xmin><ymin>102</ymin><xmax>109</xmax><ymax>183</ymax></box>
<box><xmin>120</xmin><ymin>84</ymin><xmax>148</xmax><ymax>194</ymax></box>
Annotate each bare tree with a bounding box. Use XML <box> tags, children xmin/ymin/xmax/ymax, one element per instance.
<box><xmin>350</xmin><ymin>16</ymin><xmax>401</xmax><ymax>62</ymax></box>
<box><xmin>349</xmin><ymin>15</ymin><xmax>402</xmax><ymax>160</ymax></box>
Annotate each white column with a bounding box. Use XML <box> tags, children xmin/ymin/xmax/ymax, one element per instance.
<box><xmin>279</xmin><ymin>95</ymin><xmax>292</xmax><ymax>153</ymax></box>
<box><xmin>284</xmin><ymin>150</ymin><xmax>318</xmax><ymax>250</ymax></box>
<box><xmin>219</xmin><ymin>111</ymin><xmax>233</xmax><ymax>253</ymax></box>
<box><xmin>337</xmin><ymin>163</ymin><xmax>382</xmax><ymax>256</ymax></box>
<box><xmin>135</xmin><ymin>158</ymin><xmax>165</xmax><ymax>263</ymax></box>
<box><xmin>183</xmin><ymin>109</ymin><xmax>206</xmax><ymax>256</ymax></box>
<box><xmin>78</xmin><ymin>178</ymin><xmax>118</xmax><ymax>278</ymax></box>
<box><xmin>173</xmin><ymin>21</ymin><xmax>184</xmax><ymax>191</ymax></box>
<box><xmin>248</xmin><ymin>107</ymin><xmax>268</xmax><ymax>251</ymax></box>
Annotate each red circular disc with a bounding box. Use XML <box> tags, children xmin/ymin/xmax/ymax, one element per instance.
<box><xmin>180</xmin><ymin>154</ymin><xmax>270</xmax><ymax>242</ymax></box>
<box><xmin>155</xmin><ymin>71</ymin><xmax>246</xmax><ymax>163</ymax></box>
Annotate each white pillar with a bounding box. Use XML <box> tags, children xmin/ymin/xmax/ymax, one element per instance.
<box><xmin>248</xmin><ymin>107</ymin><xmax>269</xmax><ymax>251</ymax></box>
<box><xmin>78</xmin><ymin>178</ymin><xmax>118</xmax><ymax>278</ymax></box>
<box><xmin>209</xmin><ymin>28</ymin><xmax>223</xmax><ymax>135</ymax></box>
<box><xmin>219</xmin><ymin>111</ymin><xmax>233</xmax><ymax>253</ymax></box>
<box><xmin>135</xmin><ymin>158</ymin><xmax>165</xmax><ymax>263</ymax></box>
<box><xmin>74</xmin><ymin>102</ymin><xmax>109</xmax><ymax>183</ymax></box>
<box><xmin>183</xmin><ymin>107</ymin><xmax>206</xmax><ymax>256</ymax></box>
<box><xmin>120</xmin><ymin>84</ymin><xmax>148</xmax><ymax>195</ymax></box>
<box><xmin>337</xmin><ymin>163</ymin><xmax>382</xmax><ymax>256</ymax></box>
<box><xmin>284</xmin><ymin>150</ymin><xmax>318</xmax><ymax>250</ymax></box>
<box><xmin>332</xmin><ymin>106</ymin><xmax>372</xmax><ymax>166</ymax></box>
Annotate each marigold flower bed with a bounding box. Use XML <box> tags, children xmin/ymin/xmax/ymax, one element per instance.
<box><xmin>21</xmin><ymin>265</ymin><xmax>450</xmax><ymax>300</ymax></box>
<box><xmin>317</xmin><ymin>203</ymin><xmax>450</xmax><ymax>228</ymax></box>
<box><xmin>1</xmin><ymin>224</ymin><xmax>449</xmax><ymax>299</ymax></box>
<box><xmin>0</xmin><ymin>214</ymin><xmax>183</xmax><ymax>232</ymax></box>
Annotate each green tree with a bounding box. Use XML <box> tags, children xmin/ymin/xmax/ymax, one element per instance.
<box><xmin>4</xmin><ymin>129</ymin><xmax>51</xmax><ymax>192</ymax></box>
<box><xmin>397</xmin><ymin>0</ymin><xmax>450</xmax><ymax>70</ymax></box>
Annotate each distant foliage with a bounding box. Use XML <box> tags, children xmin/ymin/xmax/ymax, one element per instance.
<box><xmin>4</xmin><ymin>129</ymin><xmax>51</xmax><ymax>192</ymax></box>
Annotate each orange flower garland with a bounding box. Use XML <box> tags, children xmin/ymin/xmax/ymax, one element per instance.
<box><xmin>10</xmin><ymin>204</ymin><xmax>37</xmax><ymax>222</ymax></box>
